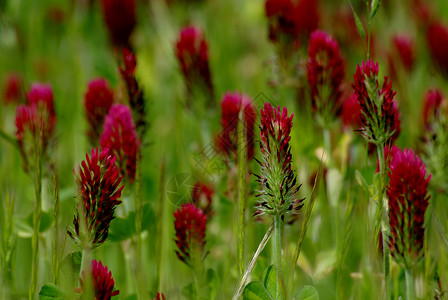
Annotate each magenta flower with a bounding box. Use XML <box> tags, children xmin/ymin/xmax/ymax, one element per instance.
<box><xmin>100</xmin><ymin>104</ymin><xmax>140</xmax><ymax>182</ymax></box>
<box><xmin>422</xmin><ymin>89</ymin><xmax>443</xmax><ymax>129</ymax></box>
<box><xmin>2</xmin><ymin>73</ymin><xmax>23</xmax><ymax>104</ymax></box>
<box><xmin>84</xmin><ymin>78</ymin><xmax>114</xmax><ymax>145</ymax></box>
<box><xmin>352</xmin><ymin>60</ymin><xmax>400</xmax><ymax>145</ymax></box>
<box><xmin>68</xmin><ymin>148</ymin><xmax>123</xmax><ymax>248</ymax></box>
<box><xmin>173</xmin><ymin>203</ymin><xmax>207</xmax><ymax>267</ymax></box>
<box><xmin>307</xmin><ymin>30</ymin><xmax>345</xmax><ymax>126</ymax></box>
<box><xmin>101</xmin><ymin>0</ymin><xmax>136</xmax><ymax>47</ymax></box>
<box><xmin>254</xmin><ymin>102</ymin><xmax>303</xmax><ymax>220</ymax></box>
<box><xmin>79</xmin><ymin>260</ymin><xmax>119</xmax><ymax>299</ymax></box>
<box><xmin>216</xmin><ymin>92</ymin><xmax>256</xmax><ymax>161</ymax></box>
<box><xmin>175</xmin><ymin>26</ymin><xmax>213</xmax><ymax>104</ymax></box>
<box><xmin>426</xmin><ymin>21</ymin><xmax>448</xmax><ymax>74</ymax></box>
<box><xmin>191</xmin><ymin>182</ymin><xmax>214</xmax><ymax>216</ymax></box>
<box><xmin>387</xmin><ymin>147</ymin><xmax>431</xmax><ymax>268</ymax></box>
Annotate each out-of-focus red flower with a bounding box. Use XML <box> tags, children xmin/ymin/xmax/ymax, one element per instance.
<box><xmin>422</xmin><ymin>89</ymin><xmax>443</xmax><ymax>129</ymax></box>
<box><xmin>388</xmin><ymin>34</ymin><xmax>415</xmax><ymax>78</ymax></box>
<box><xmin>100</xmin><ymin>104</ymin><xmax>140</xmax><ymax>182</ymax></box>
<box><xmin>216</xmin><ymin>92</ymin><xmax>256</xmax><ymax>161</ymax></box>
<box><xmin>79</xmin><ymin>260</ymin><xmax>119</xmax><ymax>300</ymax></box>
<box><xmin>175</xmin><ymin>26</ymin><xmax>213</xmax><ymax>104</ymax></box>
<box><xmin>173</xmin><ymin>203</ymin><xmax>207</xmax><ymax>267</ymax></box>
<box><xmin>307</xmin><ymin>30</ymin><xmax>345</xmax><ymax>125</ymax></box>
<box><xmin>68</xmin><ymin>148</ymin><xmax>123</xmax><ymax>248</ymax></box>
<box><xmin>254</xmin><ymin>102</ymin><xmax>303</xmax><ymax>221</ymax></box>
<box><xmin>265</xmin><ymin>0</ymin><xmax>319</xmax><ymax>45</ymax></box>
<box><xmin>2</xmin><ymin>73</ymin><xmax>23</xmax><ymax>104</ymax></box>
<box><xmin>153</xmin><ymin>292</ymin><xmax>166</xmax><ymax>300</ymax></box>
<box><xmin>84</xmin><ymin>78</ymin><xmax>114</xmax><ymax>146</ymax></box>
<box><xmin>352</xmin><ymin>60</ymin><xmax>400</xmax><ymax>145</ymax></box>
<box><xmin>387</xmin><ymin>147</ymin><xmax>431</xmax><ymax>268</ymax></box>
<box><xmin>427</xmin><ymin>21</ymin><xmax>448</xmax><ymax>74</ymax></box>
<box><xmin>191</xmin><ymin>182</ymin><xmax>214</xmax><ymax>216</ymax></box>
<box><xmin>101</xmin><ymin>0</ymin><xmax>136</xmax><ymax>47</ymax></box>
<box><xmin>341</xmin><ymin>92</ymin><xmax>362</xmax><ymax>130</ymax></box>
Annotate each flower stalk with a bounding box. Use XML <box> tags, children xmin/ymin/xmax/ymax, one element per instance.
<box><xmin>405</xmin><ymin>268</ymin><xmax>415</xmax><ymax>300</ymax></box>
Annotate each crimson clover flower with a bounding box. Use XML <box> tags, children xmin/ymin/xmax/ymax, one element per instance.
<box><xmin>388</xmin><ymin>34</ymin><xmax>415</xmax><ymax>78</ymax></box>
<box><xmin>216</xmin><ymin>92</ymin><xmax>256</xmax><ymax>161</ymax></box>
<box><xmin>79</xmin><ymin>260</ymin><xmax>119</xmax><ymax>300</ymax></box>
<box><xmin>307</xmin><ymin>30</ymin><xmax>345</xmax><ymax>127</ymax></box>
<box><xmin>175</xmin><ymin>26</ymin><xmax>214</xmax><ymax>105</ymax></box>
<box><xmin>387</xmin><ymin>147</ymin><xmax>431</xmax><ymax>268</ymax></box>
<box><xmin>426</xmin><ymin>21</ymin><xmax>448</xmax><ymax>74</ymax></box>
<box><xmin>100</xmin><ymin>104</ymin><xmax>140</xmax><ymax>182</ymax></box>
<box><xmin>15</xmin><ymin>83</ymin><xmax>56</xmax><ymax>174</ymax></box>
<box><xmin>101</xmin><ymin>0</ymin><xmax>136</xmax><ymax>47</ymax></box>
<box><xmin>3</xmin><ymin>72</ymin><xmax>23</xmax><ymax>104</ymax></box>
<box><xmin>84</xmin><ymin>78</ymin><xmax>114</xmax><ymax>146</ymax></box>
<box><xmin>191</xmin><ymin>182</ymin><xmax>214</xmax><ymax>217</ymax></box>
<box><xmin>68</xmin><ymin>148</ymin><xmax>123</xmax><ymax>249</ymax></box>
<box><xmin>254</xmin><ymin>102</ymin><xmax>303</xmax><ymax>221</ymax></box>
<box><xmin>173</xmin><ymin>203</ymin><xmax>207</xmax><ymax>267</ymax></box>
<box><xmin>352</xmin><ymin>60</ymin><xmax>401</xmax><ymax>145</ymax></box>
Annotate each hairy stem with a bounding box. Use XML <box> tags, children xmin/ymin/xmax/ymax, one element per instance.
<box><xmin>274</xmin><ymin>214</ymin><xmax>282</xmax><ymax>299</ymax></box>
<box><xmin>237</xmin><ymin>110</ymin><xmax>247</xmax><ymax>278</ymax></box>
<box><xmin>52</xmin><ymin>160</ymin><xmax>60</xmax><ymax>284</ymax></box>
<box><xmin>155</xmin><ymin>158</ymin><xmax>166</xmax><ymax>292</ymax></box>
<box><xmin>134</xmin><ymin>150</ymin><xmax>145</xmax><ymax>298</ymax></box>
<box><xmin>405</xmin><ymin>268</ymin><xmax>415</xmax><ymax>300</ymax></box>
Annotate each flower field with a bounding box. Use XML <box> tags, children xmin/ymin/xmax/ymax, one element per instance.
<box><xmin>1</xmin><ymin>0</ymin><xmax>448</xmax><ymax>299</ymax></box>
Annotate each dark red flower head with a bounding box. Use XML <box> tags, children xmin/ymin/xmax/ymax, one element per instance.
<box><xmin>3</xmin><ymin>73</ymin><xmax>23</xmax><ymax>104</ymax></box>
<box><xmin>175</xmin><ymin>26</ymin><xmax>213</xmax><ymax>103</ymax></box>
<box><xmin>191</xmin><ymin>182</ymin><xmax>214</xmax><ymax>216</ymax></box>
<box><xmin>341</xmin><ymin>92</ymin><xmax>362</xmax><ymax>130</ymax></box>
<box><xmin>101</xmin><ymin>0</ymin><xmax>136</xmax><ymax>47</ymax></box>
<box><xmin>426</xmin><ymin>21</ymin><xmax>448</xmax><ymax>75</ymax></box>
<box><xmin>265</xmin><ymin>0</ymin><xmax>319</xmax><ymax>45</ymax></box>
<box><xmin>15</xmin><ymin>83</ymin><xmax>56</xmax><ymax>174</ymax></box>
<box><xmin>307</xmin><ymin>30</ymin><xmax>345</xmax><ymax>125</ymax></box>
<box><xmin>254</xmin><ymin>102</ymin><xmax>303</xmax><ymax>221</ymax></box>
<box><xmin>389</xmin><ymin>34</ymin><xmax>415</xmax><ymax>73</ymax></box>
<box><xmin>79</xmin><ymin>260</ymin><xmax>119</xmax><ymax>300</ymax></box>
<box><xmin>216</xmin><ymin>92</ymin><xmax>256</xmax><ymax>161</ymax></box>
<box><xmin>84</xmin><ymin>78</ymin><xmax>114</xmax><ymax>146</ymax></box>
<box><xmin>100</xmin><ymin>104</ymin><xmax>140</xmax><ymax>182</ymax></box>
<box><xmin>387</xmin><ymin>147</ymin><xmax>431</xmax><ymax>268</ymax></box>
<box><xmin>173</xmin><ymin>203</ymin><xmax>207</xmax><ymax>267</ymax></box>
<box><xmin>353</xmin><ymin>60</ymin><xmax>400</xmax><ymax>145</ymax></box>
<box><xmin>68</xmin><ymin>148</ymin><xmax>123</xmax><ymax>248</ymax></box>
<box><xmin>422</xmin><ymin>89</ymin><xmax>443</xmax><ymax>129</ymax></box>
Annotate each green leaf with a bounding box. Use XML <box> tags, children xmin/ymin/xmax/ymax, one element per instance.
<box><xmin>262</xmin><ymin>265</ymin><xmax>276</xmax><ymax>297</ymax></box>
<box><xmin>350</xmin><ymin>3</ymin><xmax>365</xmax><ymax>39</ymax></box>
<box><xmin>370</xmin><ymin>0</ymin><xmax>381</xmax><ymax>19</ymax></box>
<box><xmin>295</xmin><ymin>285</ymin><xmax>319</xmax><ymax>300</ymax></box>
<box><xmin>242</xmin><ymin>281</ymin><xmax>272</xmax><ymax>300</ymax></box>
<box><xmin>38</xmin><ymin>283</ymin><xmax>65</xmax><ymax>300</ymax></box>
<box><xmin>26</xmin><ymin>210</ymin><xmax>54</xmax><ymax>233</ymax></box>
<box><xmin>108</xmin><ymin>212</ymin><xmax>136</xmax><ymax>242</ymax></box>
<box><xmin>181</xmin><ymin>282</ymin><xmax>197</xmax><ymax>300</ymax></box>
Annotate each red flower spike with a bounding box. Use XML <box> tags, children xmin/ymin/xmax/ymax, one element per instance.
<box><xmin>387</xmin><ymin>147</ymin><xmax>431</xmax><ymax>268</ymax></box>
<box><xmin>79</xmin><ymin>260</ymin><xmax>119</xmax><ymax>300</ymax></box>
<box><xmin>173</xmin><ymin>203</ymin><xmax>207</xmax><ymax>267</ymax></box>
<box><xmin>427</xmin><ymin>21</ymin><xmax>448</xmax><ymax>75</ymax></box>
<box><xmin>84</xmin><ymin>78</ymin><xmax>114</xmax><ymax>146</ymax></box>
<box><xmin>100</xmin><ymin>104</ymin><xmax>140</xmax><ymax>182</ymax></box>
<box><xmin>307</xmin><ymin>30</ymin><xmax>345</xmax><ymax>125</ymax></box>
<box><xmin>175</xmin><ymin>26</ymin><xmax>214</xmax><ymax>105</ymax></box>
<box><xmin>352</xmin><ymin>60</ymin><xmax>400</xmax><ymax>145</ymax></box>
<box><xmin>216</xmin><ymin>92</ymin><xmax>256</xmax><ymax>161</ymax></box>
<box><xmin>191</xmin><ymin>182</ymin><xmax>214</xmax><ymax>216</ymax></box>
<box><xmin>422</xmin><ymin>89</ymin><xmax>443</xmax><ymax>129</ymax></box>
<box><xmin>68</xmin><ymin>148</ymin><xmax>123</xmax><ymax>248</ymax></box>
<box><xmin>101</xmin><ymin>0</ymin><xmax>136</xmax><ymax>47</ymax></box>
<box><xmin>255</xmin><ymin>102</ymin><xmax>303</xmax><ymax>221</ymax></box>
<box><xmin>3</xmin><ymin>73</ymin><xmax>23</xmax><ymax>104</ymax></box>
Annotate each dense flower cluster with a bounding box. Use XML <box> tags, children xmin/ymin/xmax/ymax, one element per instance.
<box><xmin>387</xmin><ymin>147</ymin><xmax>431</xmax><ymax>268</ymax></box>
<box><xmin>175</xmin><ymin>26</ymin><xmax>213</xmax><ymax>105</ymax></box>
<box><xmin>216</xmin><ymin>92</ymin><xmax>256</xmax><ymax>161</ymax></box>
<box><xmin>84</xmin><ymin>78</ymin><xmax>114</xmax><ymax>146</ymax></box>
<box><xmin>79</xmin><ymin>260</ymin><xmax>119</xmax><ymax>300</ymax></box>
<box><xmin>254</xmin><ymin>102</ymin><xmax>303</xmax><ymax>220</ymax></box>
<box><xmin>15</xmin><ymin>83</ymin><xmax>56</xmax><ymax>174</ymax></box>
<box><xmin>100</xmin><ymin>104</ymin><xmax>140</xmax><ymax>182</ymax></box>
<box><xmin>352</xmin><ymin>60</ymin><xmax>400</xmax><ymax>145</ymax></box>
<box><xmin>426</xmin><ymin>21</ymin><xmax>448</xmax><ymax>74</ymax></box>
<box><xmin>3</xmin><ymin>73</ymin><xmax>23</xmax><ymax>104</ymax></box>
<box><xmin>191</xmin><ymin>182</ymin><xmax>214</xmax><ymax>216</ymax></box>
<box><xmin>101</xmin><ymin>0</ymin><xmax>136</xmax><ymax>47</ymax></box>
<box><xmin>68</xmin><ymin>148</ymin><xmax>123</xmax><ymax>248</ymax></box>
<box><xmin>307</xmin><ymin>30</ymin><xmax>345</xmax><ymax>126</ymax></box>
<box><xmin>173</xmin><ymin>203</ymin><xmax>207</xmax><ymax>267</ymax></box>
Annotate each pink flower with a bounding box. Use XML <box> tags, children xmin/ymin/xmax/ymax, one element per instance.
<box><xmin>387</xmin><ymin>147</ymin><xmax>431</xmax><ymax>267</ymax></box>
<box><xmin>422</xmin><ymin>89</ymin><xmax>443</xmax><ymax>128</ymax></box>
<box><xmin>173</xmin><ymin>203</ymin><xmax>207</xmax><ymax>267</ymax></box>
<box><xmin>216</xmin><ymin>92</ymin><xmax>256</xmax><ymax>160</ymax></box>
<box><xmin>84</xmin><ymin>78</ymin><xmax>114</xmax><ymax>145</ymax></box>
<box><xmin>2</xmin><ymin>73</ymin><xmax>23</xmax><ymax>104</ymax></box>
<box><xmin>426</xmin><ymin>21</ymin><xmax>448</xmax><ymax>74</ymax></box>
<box><xmin>307</xmin><ymin>30</ymin><xmax>345</xmax><ymax>124</ymax></box>
<box><xmin>79</xmin><ymin>260</ymin><xmax>119</xmax><ymax>299</ymax></box>
<box><xmin>101</xmin><ymin>0</ymin><xmax>136</xmax><ymax>47</ymax></box>
<box><xmin>100</xmin><ymin>104</ymin><xmax>140</xmax><ymax>182</ymax></box>
<box><xmin>68</xmin><ymin>148</ymin><xmax>123</xmax><ymax>248</ymax></box>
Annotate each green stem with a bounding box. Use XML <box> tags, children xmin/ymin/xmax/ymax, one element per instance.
<box><xmin>274</xmin><ymin>214</ymin><xmax>282</xmax><ymax>299</ymax></box>
<box><xmin>134</xmin><ymin>150</ymin><xmax>145</xmax><ymax>298</ymax></box>
<box><xmin>0</xmin><ymin>128</ymin><xmax>17</xmax><ymax>148</ymax></box>
<box><xmin>237</xmin><ymin>110</ymin><xmax>247</xmax><ymax>278</ymax></box>
<box><xmin>79</xmin><ymin>248</ymin><xmax>93</xmax><ymax>299</ymax></box>
<box><xmin>323</xmin><ymin>128</ymin><xmax>331</xmax><ymax>165</ymax></box>
<box><xmin>405</xmin><ymin>268</ymin><xmax>415</xmax><ymax>300</ymax></box>
<box><xmin>155</xmin><ymin>159</ymin><xmax>166</xmax><ymax>292</ymax></box>
<box><xmin>52</xmin><ymin>163</ymin><xmax>60</xmax><ymax>284</ymax></box>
